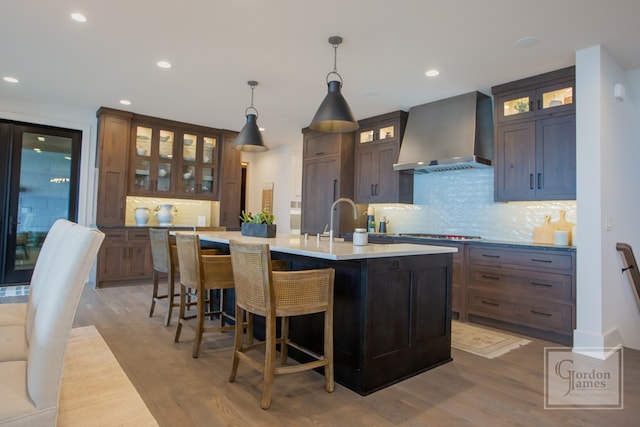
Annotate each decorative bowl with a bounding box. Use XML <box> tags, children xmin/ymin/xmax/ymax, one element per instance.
<box><xmin>136</xmin><ymin>148</ymin><xmax>147</xmax><ymax>156</ymax></box>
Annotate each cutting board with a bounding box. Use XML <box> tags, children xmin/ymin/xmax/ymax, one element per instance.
<box><xmin>533</xmin><ymin>215</ymin><xmax>555</xmax><ymax>244</ymax></box>
<box><xmin>551</xmin><ymin>210</ymin><xmax>575</xmax><ymax>244</ymax></box>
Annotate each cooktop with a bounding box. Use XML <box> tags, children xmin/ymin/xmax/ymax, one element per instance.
<box><xmin>398</xmin><ymin>233</ymin><xmax>482</xmax><ymax>241</ymax></box>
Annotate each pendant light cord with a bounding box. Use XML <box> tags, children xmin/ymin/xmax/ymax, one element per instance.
<box><xmin>245</xmin><ymin>81</ymin><xmax>259</xmax><ymax>117</ymax></box>
<box><xmin>326</xmin><ymin>37</ymin><xmax>343</xmax><ymax>85</ymax></box>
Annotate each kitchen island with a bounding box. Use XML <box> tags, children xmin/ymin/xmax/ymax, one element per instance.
<box><xmin>189</xmin><ymin>231</ymin><xmax>457</xmax><ymax>395</ymax></box>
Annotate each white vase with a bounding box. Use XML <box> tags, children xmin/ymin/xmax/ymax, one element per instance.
<box><xmin>155</xmin><ymin>204</ymin><xmax>175</xmax><ymax>226</ymax></box>
<box><xmin>134</xmin><ymin>207</ymin><xmax>150</xmax><ymax>226</ymax></box>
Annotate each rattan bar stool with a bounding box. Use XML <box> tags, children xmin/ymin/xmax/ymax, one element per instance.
<box><xmin>174</xmin><ymin>233</ymin><xmax>237</xmax><ymax>358</ymax></box>
<box><xmin>228</xmin><ymin>240</ymin><xmax>335</xmax><ymax>409</ymax></box>
<box><xmin>148</xmin><ymin>228</ymin><xmax>180</xmax><ymax>326</ymax></box>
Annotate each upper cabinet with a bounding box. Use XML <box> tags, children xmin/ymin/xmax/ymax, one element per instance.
<box><xmin>301</xmin><ymin>128</ymin><xmax>356</xmax><ymax>236</ymax></box>
<box><xmin>130</xmin><ymin>117</ymin><xmax>220</xmax><ymax>200</ymax></box>
<box><xmin>354</xmin><ymin>111</ymin><xmax>412</xmax><ymax>204</ymax></box>
<box><xmin>96</xmin><ymin>108</ymin><xmax>235</xmax><ymax>227</ymax></box>
<box><xmin>492</xmin><ymin>67</ymin><xmax>576</xmax><ymax>202</ymax></box>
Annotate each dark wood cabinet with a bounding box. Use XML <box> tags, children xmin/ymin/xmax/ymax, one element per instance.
<box><xmin>95</xmin><ymin>108</ymin><xmax>241</xmax><ymax>284</ymax></box>
<box><xmin>218</xmin><ymin>131</ymin><xmax>242</xmax><ymax>229</ymax></box>
<box><xmin>300</xmin><ymin>128</ymin><xmax>356</xmax><ymax>236</ymax></box>
<box><xmin>466</xmin><ymin>244</ymin><xmax>576</xmax><ymax>345</ymax></box>
<box><xmin>97</xmin><ymin>228</ymin><xmax>153</xmax><ymax>286</ymax></box>
<box><xmin>354</xmin><ymin>111</ymin><xmax>412</xmax><ymax>204</ymax></box>
<box><xmin>96</xmin><ymin>108</ymin><xmax>132</xmax><ymax>226</ymax></box>
<box><xmin>492</xmin><ymin>67</ymin><xmax>576</xmax><ymax>201</ymax></box>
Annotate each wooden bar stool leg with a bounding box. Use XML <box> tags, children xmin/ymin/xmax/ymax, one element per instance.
<box><xmin>261</xmin><ymin>314</ymin><xmax>277</xmax><ymax>410</ymax></box>
<box><xmin>149</xmin><ymin>271</ymin><xmax>160</xmax><ymax>317</ymax></box>
<box><xmin>164</xmin><ymin>273</ymin><xmax>175</xmax><ymax>327</ymax></box>
<box><xmin>324</xmin><ymin>310</ymin><xmax>335</xmax><ymax>392</ymax></box>
<box><xmin>280</xmin><ymin>316</ymin><xmax>289</xmax><ymax>364</ymax></box>
<box><xmin>229</xmin><ymin>305</ymin><xmax>244</xmax><ymax>382</ymax></box>
<box><xmin>174</xmin><ymin>284</ymin><xmax>187</xmax><ymax>343</ymax></box>
<box><xmin>192</xmin><ymin>288</ymin><xmax>205</xmax><ymax>358</ymax></box>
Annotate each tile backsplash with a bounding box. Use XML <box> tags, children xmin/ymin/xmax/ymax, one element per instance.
<box><xmin>370</xmin><ymin>168</ymin><xmax>576</xmax><ymax>243</ymax></box>
<box><xmin>125</xmin><ymin>196</ymin><xmax>219</xmax><ymax>227</ymax></box>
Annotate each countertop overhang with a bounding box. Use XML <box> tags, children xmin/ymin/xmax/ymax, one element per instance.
<box><xmin>178</xmin><ymin>231</ymin><xmax>457</xmax><ymax>261</ymax></box>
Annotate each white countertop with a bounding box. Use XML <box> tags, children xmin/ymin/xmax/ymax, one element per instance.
<box><xmin>184</xmin><ymin>231</ymin><xmax>457</xmax><ymax>261</ymax></box>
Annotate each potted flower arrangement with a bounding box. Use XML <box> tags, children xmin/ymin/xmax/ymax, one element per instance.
<box><xmin>239</xmin><ymin>208</ymin><xmax>276</xmax><ymax>238</ymax></box>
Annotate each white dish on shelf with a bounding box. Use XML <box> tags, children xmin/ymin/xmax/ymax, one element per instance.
<box><xmin>159</xmin><ymin>153</ymin><xmax>171</xmax><ymax>159</ymax></box>
<box><xmin>203</xmin><ymin>175</ymin><xmax>213</xmax><ymax>181</ymax></box>
<box><xmin>183</xmin><ymin>172</ymin><xmax>192</xmax><ymax>179</ymax></box>
<box><xmin>184</xmin><ymin>156</ymin><xmax>195</xmax><ymax>162</ymax></box>
<box><xmin>158</xmin><ymin>169</ymin><xmax>168</xmax><ymax>177</ymax></box>
<box><xmin>136</xmin><ymin>148</ymin><xmax>147</xmax><ymax>156</ymax></box>
<box><xmin>135</xmin><ymin>169</ymin><xmax>149</xmax><ymax>175</ymax></box>
<box><xmin>160</xmin><ymin>135</ymin><xmax>171</xmax><ymax>142</ymax></box>
<box><xmin>184</xmin><ymin>138</ymin><xmax>193</xmax><ymax>146</ymax></box>
<box><xmin>137</xmin><ymin>135</ymin><xmax>150</xmax><ymax>141</ymax></box>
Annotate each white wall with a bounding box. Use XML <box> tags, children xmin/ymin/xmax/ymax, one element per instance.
<box><xmin>242</xmin><ymin>144</ymin><xmax>302</xmax><ymax>234</ymax></box>
<box><xmin>573</xmin><ymin>45</ymin><xmax>640</xmax><ymax>352</ymax></box>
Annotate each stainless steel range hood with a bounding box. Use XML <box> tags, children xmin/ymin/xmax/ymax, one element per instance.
<box><xmin>394</xmin><ymin>91</ymin><xmax>494</xmax><ymax>173</ymax></box>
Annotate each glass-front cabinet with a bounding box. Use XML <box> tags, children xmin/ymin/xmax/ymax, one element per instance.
<box><xmin>497</xmin><ymin>81</ymin><xmax>574</xmax><ymax>123</ymax></box>
<box><xmin>131</xmin><ymin>125</ymin><xmax>175</xmax><ymax>195</ymax></box>
<box><xmin>130</xmin><ymin>122</ymin><xmax>219</xmax><ymax>199</ymax></box>
<box><xmin>357</xmin><ymin>120</ymin><xmax>400</xmax><ymax>145</ymax></box>
<box><xmin>176</xmin><ymin>133</ymin><xmax>218</xmax><ymax>199</ymax></box>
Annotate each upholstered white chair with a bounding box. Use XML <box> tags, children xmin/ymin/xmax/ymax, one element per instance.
<box><xmin>0</xmin><ymin>219</ymin><xmax>76</xmax><ymax>361</ymax></box>
<box><xmin>0</xmin><ymin>220</ymin><xmax>73</xmax><ymax>330</ymax></box>
<box><xmin>0</xmin><ymin>219</ymin><xmax>104</xmax><ymax>426</ymax></box>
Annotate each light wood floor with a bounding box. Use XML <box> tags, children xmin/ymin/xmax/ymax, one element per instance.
<box><xmin>72</xmin><ymin>282</ymin><xmax>639</xmax><ymax>426</ymax></box>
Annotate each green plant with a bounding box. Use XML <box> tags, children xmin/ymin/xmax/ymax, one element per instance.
<box><xmin>239</xmin><ymin>208</ymin><xmax>275</xmax><ymax>224</ymax></box>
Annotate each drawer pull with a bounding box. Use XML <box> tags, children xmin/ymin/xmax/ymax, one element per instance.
<box><xmin>531</xmin><ymin>309</ymin><xmax>552</xmax><ymax>317</ymax></box>
<box><xmin>481</xmin><ymin>274</ymin><xmax>501</xmax><ymax>281</ymax></box>
<box><xmin>530</xmin><ymin>281</ymin><xmax>552</xmax><ymax>287</ymax></box>
<box><xmin>482</xmin><ymin>254</ymin><xmax>500</xmax><ymax>259</ymax></box>
<box><xmin>531</xmin><ymin>258</ymin><xmax>552</xmax><ymax>263</ymax></box>
<box><xmin>481</xmin><ymin>300</ymin><xmax>500</xmax><ymax>307</ymax></box>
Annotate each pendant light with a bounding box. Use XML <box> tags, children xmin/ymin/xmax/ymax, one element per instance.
<box><xmin>309</xmin><ymin>36</ymin><xmax>359</xmax><ymax>133</ymax></box>
<box><xmin>233</xmin><ymin>80</ymin><xmax>267</xmax><ymax>151</ymax></box>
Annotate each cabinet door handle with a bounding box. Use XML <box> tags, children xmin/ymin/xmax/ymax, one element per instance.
<box><xmin>537</xmin><ymin>173</ymin><xmax>542</xmax><ymax>189</ymax></box>
<box><xmin>315</xmin><ymin>151</ymin><xmax>325</xmax><ymax>156</ymax></box>
<box><xmin>537</xmin><ymin>99</ymin><xmax>541</xmax><ymax>110</ymax></box>
<box><xmin>530</xmin><ymin>281</ymin><xmax>552</xmax><ymax>287</ymax></box>
<box><xmin>374</xmin><ymin>184</ymin><xmax>378</xmax><ymax>196</ymax></box>
<box><xmin>481</xmin><ymin>274</ymin><xmax>501</xmax><ymax>281</ymax></box>
<box><xmin>481</xmin><ymin>300</ymin><xmax>500</xmax><ymax>307</ymax></box>
<box><xmin>531</xmin><ymin>309</ymin><xmax>552</xmax><ymax>317</ymax></box>
<box><xmin>530</xmin><ymin>173</ymin><xmax>534</xmax><ymax>190</ymax></box>
<box><xmin>531</xmin><ymin>258</ymin><xmax>552</xmax><ymax>263</ymax></box>
<box><xmin>530</xmin><ymin>101</ymin><xmax>534</xmax><ymax>112</ymax></box>
<box><xmin>482</xmin><ymin>254</ymin><xmax>500</xmax><ymax>259</ymax></box>
<box><xmin>333</xmin><ymin>180</ymin><xmax>337</xmax><ymax>201</ymax></box>
<box><xmin>371</xmin><ymin>184</ymin><xmax>375</xmax><ymax>196</ymax></box>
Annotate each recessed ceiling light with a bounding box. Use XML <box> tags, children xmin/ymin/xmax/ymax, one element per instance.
<box><xmin>259</xmin><ymin>127</ymin><xmax>266</xmax><ymax>132</ymax></box>
<box><xmin>3</xmin><ymin>76</ymin><xmax>19</xmax><ymax>83</ymax></box>
<box><xmin>157</xmin><ymin>61</ymin><xmax>172</xmax><ymax>69</ymax></box>
<box><xmin>119</xmin><ymin>99</ymin><xmax>131</xmax><ymax>105</ymax></box>
<box><xmin>515</xmin><ymin>36</ymin><xmax>538</xmax><ymax>48</ymax></box>
<box><xmin>37</xmin><ymin>136</ymin><xmax>45</xmax><ymax>142</ymax></box>
<box><xmin>70</xmin><ymin>13</ymin><xmax>87</xmax><ymax>23</ymax></box>
<box><xmin>425</xmin><ymin>69</ymin><xmax>440</xmax><ymax>77</ymax></box>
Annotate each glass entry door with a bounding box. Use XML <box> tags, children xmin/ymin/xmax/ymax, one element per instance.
<box><xmin>0</xmin><ymin>121</ymin><xmax>81</xmax><ymax>285</ymax></box>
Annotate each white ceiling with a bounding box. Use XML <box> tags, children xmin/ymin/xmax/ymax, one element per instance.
<box><xmin>1</xmin><ymin>0</ymin><xmax>639</xmax><ymax>149</ymax></box>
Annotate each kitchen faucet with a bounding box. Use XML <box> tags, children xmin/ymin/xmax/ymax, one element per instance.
<box><xmin>329</xmin><ymin>198</ymin><xmax>358</xmax><ymax>242</ymax></box>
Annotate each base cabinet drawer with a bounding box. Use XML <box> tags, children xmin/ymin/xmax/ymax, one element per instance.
<box><xmin>468</xmin><ymin>290</ymin><xmax>573</xmax><ymax>334</ymax></box>
<box><xmin>466</xmin><ymin>244</ymin><xmax>575</xmax><ymax>344</ymax></box>
<box><xmin>469</xmin><ymin>246</ymin><xmax>573</xmax><ymax>272</ymax></box>
<box><xmin>468</xmin><ymin>266</ymin><xmax>572</xmax><ymax>301</ymax></box>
